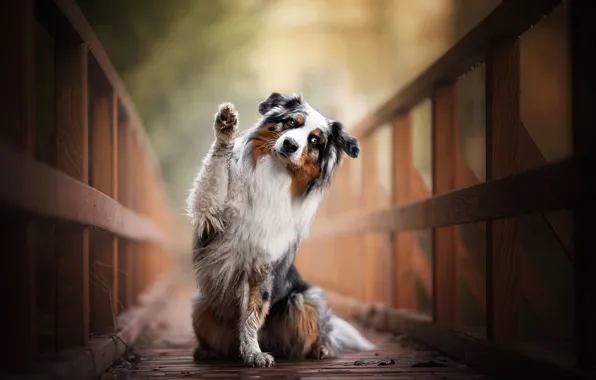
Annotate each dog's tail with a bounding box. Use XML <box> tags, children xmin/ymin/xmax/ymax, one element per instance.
<box><xmin>328</xmin><ymin>315</ymin><xmax>375</xmax><ymax>354</ymax></box>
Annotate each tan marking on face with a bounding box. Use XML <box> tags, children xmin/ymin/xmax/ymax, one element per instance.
<box><xmin>251</xmin><ymin>122</ymin><xmax>280</xmax><ymax>166</ymax></box>
<box><xmin>288</xmin><ymin>147</ymin><xmax>320</xmax><ymax>198</ymax></box>
<box><xmin>295</xmin><ymin>114</ymin><xmax>305</xmax><ymax>126</ymax></box>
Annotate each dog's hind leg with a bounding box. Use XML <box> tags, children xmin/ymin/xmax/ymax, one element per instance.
<box><xmin>260</xmin><ymin>285</ymin><xmax>332</xmax><ymax>360</ymax></box>
<box><xmin>191</xmin><ymin>291</ymin><xmax>238</xmax><ymax>361</ymax></box>
<box><xmin>238</xmin><ymin>267</ymin><xmax>275</xmax><ymax>368</ymax></box>
<box><xmin>186</xmin><ymin>102</ymin><xmax>239</xmax><ymax>239</ymax></box>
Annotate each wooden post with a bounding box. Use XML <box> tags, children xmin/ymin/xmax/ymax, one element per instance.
<box><xmin>111</xmin><ymin>92</ymin><xmax>119</xmax><ymax>319</ymax></box>
<box><xmin>362</xmin><ymin>136</ymin><xmax>376</xmax><ymax>303</ymax></box>
<box><xmin>569</xmin><ymin>0</ymin><xmax>596</xmax><ymax>373</ymax></box>
<box><xmin>432</xmin><ymin>83</ymin><xmax>457</xmax><ymax>326</ymax></box>
<box><xmin>54</xmin><ymin>42</ymin><xmax>90</xmax><ymax>348</ymax></box>
<box><xmin>89</xmin><ymin>81</ymin><xmax>118</xmax><ymax>332</ymax></box>
<box><xmin>0</xmin><ymin>0</ymin><xmax>36</xmax><ymax>370</ymax></box>
<box><xmin>117</xmin><ymin>118</ymin><xmax>132</xmax><ymax>311</ymax></box>
<box><xmin>485</xmin><ymin>37</ymin><xmax>522</xmax><ymax>344</ymax></box>
<box><xmin>392</xmin><ymin>113</ymin><xmax>414</xmax><ymax>309</ymax></box>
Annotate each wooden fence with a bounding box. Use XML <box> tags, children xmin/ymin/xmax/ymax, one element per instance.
<box><xmin>1</xmin><ymin>0</ymin><xmax>177</xmax><ymax>376</ymax></box>
<box><xmin>297</xmin><ymin>0</ymin><xmax>594</xmax><ymax>379</ymax></box>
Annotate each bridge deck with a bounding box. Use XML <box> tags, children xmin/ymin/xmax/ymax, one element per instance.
<box><xmin>101</xmin><ymin>285</ymin><xmax>491</xmax><ymax>379</ymax></box>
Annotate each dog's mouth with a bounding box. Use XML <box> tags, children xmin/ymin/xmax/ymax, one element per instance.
<box><xmin>272</xmin><ymin>148</ymin><xmax>290</xmax><ymax>160</ymax></box>
<box><xmin>272</xmin><ymin>148</ymin><xmax>303</xmax><ymax>170</ymax></box>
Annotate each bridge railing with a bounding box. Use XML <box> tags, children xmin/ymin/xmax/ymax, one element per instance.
<box><xmin>298</xmin><ymin>1</ymin><xmax>594</xmax><ymax>379</ymax></box>
<box><xmin>1</xmin><ymin>0</ymin><xmax>178</xmax><ymax>376</ymax></box>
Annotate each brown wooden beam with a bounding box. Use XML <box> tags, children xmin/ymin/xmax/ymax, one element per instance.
<box><xmin>0</xmin><ymin>140</ymin><xmax>169</xmax><ymax>245</ymax></box>
<box><xmin>485</xmin><ymin>36</ymin><xmax>522</xmax><ymax>345</ymax></box>
<box><xmin>54</xmin><ymin>42</ymin><xmax>90</xmax><ymax>349</ymax></box>
<box><xmin>0</xmin><ymin>0</ymin><xmax>37</xmax><ymax>372</ymax></box>
<box><xmin>392</xmin><ymin>113</ymin><xmax>415</xmax><ymax>309</ymax></box>
<box><xmin>309</xmin><ymin>157</ymin><xmax>580</xmax><ymax>238</ymax></box>
<box><xmin>432</xmin><ymin>83</ymin><xmax>457</xmax><ymax>326</ymax></box>
<box><xmin>569</xmin><ymin>0</ymin><xmax>596</xmax><ymax>374</ymax></box>
<box><xmin>89</xmin><ymin>79</ymin><xmax>117</xmax><ymax>333</ymax></box>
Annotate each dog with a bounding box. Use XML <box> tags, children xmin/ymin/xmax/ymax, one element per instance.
<box><xmin>186</xmin><ymin>92</ymin><xmax>374</xmax><ymax>368</ymax></box>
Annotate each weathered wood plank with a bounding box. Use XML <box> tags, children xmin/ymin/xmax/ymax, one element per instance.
<box><xmin>0</xmin><ymin>0</ymin><xmax>37</xmax><ymax>372</ymax></box>
<box><xmin>485</xmin><ymin>37</ymin><xmax>522</xmax><ymax>344</ymax></box>
<box><xmin>0</xmin><ymin>140</ymin><xmax>169</xmax><ymax>245</ymax></box>
<box><xmin>117</xmin><ymin>121</ymin><xmax>132</xmax><ymax>310</ymax></box>
<box><xmin>431</xmin><ymin>83</ymin><xmax>457</xmax><ymax>326</ymax></box>
<box><xmin>350</xmin><ymin>0</ymin><xmax>563</xmax><ymax>139</ymax></box>
<box><xmin>569</xmin><ymin>0</ymin><xmax>596</xmax><ymax>374</ymax></box>
<box><xmin>392</xmin><ymin>113</ymin><xmax>415</xmax><ymax>309</ymax></box>
<box><xmin>111</xmin><ymin>93</ymin><xmax>120</xmax><ymax>320</ymax></box>
<box><xmin>54</xmin><ymin>42</ymin><xmax>90</xmax><ymax>349</ymax></box>
<box><xmin>309</xmin><ymin>157</ymin><xmax>578</xmax><ymax>238</ymax></box>
<box><xmin>89</xmin><ymin>80</ymin><xmax>117</xmax><ymax>333</ymax></box>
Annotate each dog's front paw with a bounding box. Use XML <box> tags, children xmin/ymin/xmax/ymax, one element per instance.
<box><xmin>308</xmin><ymin>344</ymin><xmax>329</xmax><ymax>360</ymax></box>
<box><xmin>214</xmin><ymin>102</ymin><xmax>238</xmax><ymax>142</ymax></box>
<box><xmin>243</xmin><ymin>351</ymin><xmax>275</xmax><ymax>368</ymax></box>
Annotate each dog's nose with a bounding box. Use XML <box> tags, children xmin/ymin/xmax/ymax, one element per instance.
<box><xmin>281</xmin><ymin>138</ymin><xmax>299</xmax><ymax>154</ymax></box>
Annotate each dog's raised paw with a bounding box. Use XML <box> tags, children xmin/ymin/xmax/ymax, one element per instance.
<box><xmin>214</xmin><ymin>102</ymin><xmax>238</xmax><ymax>139</ymax></box>
<box><xmin>243</xmin><ymin>352</ymin><xmax>275</xmax><ymax>368</ymax></box>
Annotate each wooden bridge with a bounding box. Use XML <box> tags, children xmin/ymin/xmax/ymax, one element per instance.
<box><xmin>1</xmin><ymin>0</ymin><xmax>594</xmax><ymax>379</ymax></box>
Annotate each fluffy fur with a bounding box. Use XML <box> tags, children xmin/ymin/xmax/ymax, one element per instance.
<box><xmin>186</xmin><ymin>93</ymin><xmax>374</xmax><ymax>368</ymax></box>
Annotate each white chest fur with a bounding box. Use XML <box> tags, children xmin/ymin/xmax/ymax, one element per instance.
<box><xmin>230</xmin><ymin>155</ymin><xmax>323</xmax><ymax>263</ymax></box>
<box><xmin>244</xmin><ymin>157</ymin><xmax>295</xmax><ymax>261</ymax></box>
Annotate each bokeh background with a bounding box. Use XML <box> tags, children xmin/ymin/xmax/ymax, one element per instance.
<box><xmin>27</xmin><ymin>0</ymin><xmax>574</xmax><ymax>360</ymax></box>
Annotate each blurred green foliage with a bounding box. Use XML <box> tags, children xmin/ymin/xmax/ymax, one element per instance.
<box><xmin>76</xmin><ymin>0</ymin><xmax>269</xmax><ymax>212</ymax></box>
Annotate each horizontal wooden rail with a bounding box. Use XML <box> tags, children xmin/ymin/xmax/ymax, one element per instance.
<box><xmin>311</xmin><ymin>158</ymin><xmax>579</xmax><ymax>239</ymax></box>
<box><xmin>350</xmin><ymin>0</ymin><xmax>562</xmax><ymax>139</ymax></box>
<box><xmin>0</xmin><ymin>141</ymin><xmax>168</xmax><ymax>246</ymax></box>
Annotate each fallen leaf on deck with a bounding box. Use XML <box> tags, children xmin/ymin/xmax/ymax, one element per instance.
<box><xmin>353</xmin><ymin>359</ymin><xmax>396</xmax><ymax>366</ymax></box>
<box><xmin>411</xmin><ymin>360</ymin><xmax>448</xmax><ymax>368</ymax></box>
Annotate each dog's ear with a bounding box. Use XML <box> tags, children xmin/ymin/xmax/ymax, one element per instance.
<box><xmin>330</xmin><ymin>121</ymin><xmax>360</xmax><ymax>158</ymax></box>
<box><xmin>258</xmin><ymin>92</ymin><xmax>285</xmax><ymax>115</ymax></box>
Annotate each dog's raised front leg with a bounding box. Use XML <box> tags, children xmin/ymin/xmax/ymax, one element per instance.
<box><xmin>186</xmin><ymin>102</ymin><xmax>239</xmax><ymax>239</ymax></box>
<box><xmin>238</xmin><ymin>267</ymin><xmax>274</xmax><ymax>368</ymax></box>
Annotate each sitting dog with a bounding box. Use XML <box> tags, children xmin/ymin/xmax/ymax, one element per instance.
<box><xmin>186</xmin><ymin>92</ymin><xmax>374</xmax><ymax>368</ymax></box>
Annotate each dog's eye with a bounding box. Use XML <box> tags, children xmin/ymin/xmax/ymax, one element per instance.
<box><xmin>310</xmin><ymin>136</ymin><xmax>319</xmax><ymax>146</ymax></box>
<box><xmin>286</xmin><ymin>120</ymin><xmax>295</xmax><ymax>127</ymax></box>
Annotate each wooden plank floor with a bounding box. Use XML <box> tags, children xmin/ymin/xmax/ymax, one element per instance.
<box><xmin>102</xmin><ymin>284</ymin><xmax>491</xmax><ymax>379</ymax></box>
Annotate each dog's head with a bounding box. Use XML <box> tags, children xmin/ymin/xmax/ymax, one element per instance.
<box><xmin>249</xmin><ymin>92</ymin><xmax>360</xmax><ymax>197</ymax></box>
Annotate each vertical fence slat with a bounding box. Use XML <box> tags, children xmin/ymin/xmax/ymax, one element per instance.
<box><xmin>117</xmin><ymin>117</ymin><xmax>130</xmax><ymax>311</ymax></box>
<box><xmin>54</xmin><ymin>42</ymin><xmax>90</xmax><ymax>348</ymax></box>
<box><xmin>569</xmin><ymin>0</ymin><xmax>596</xmax><ymax>372</ymax></box>
<box><xmin>90</xmin><ymin>85</ymin><xmax>117</xmax><ymax>332</ymax></box>
<box><xmin>392</xmin><ymin>113</ymin><xmax>414</xmax><ymax>309</ymax></box>
<box><xmin>1</xmin><ymin>2</ymin><xmax>36</xmax><ymax>370</ymax></box>
<box><xmin>432</xmin><ymin>83</ymin><xmax>457</xmax><ymax>326</ymax></box>
<box><xmin>111</xmin><ymin>93</ymin><xmax>120</xmax><ymax>320</ymax></box>
<box><xmin>485</xmin><ymin>37</ymin><xmax>522</xmax><ymax>344</ymax></box>
<box><xmin>362</xmin><ymin>136</ymin><xmax>376</xmax><ymax>303</ymax></box>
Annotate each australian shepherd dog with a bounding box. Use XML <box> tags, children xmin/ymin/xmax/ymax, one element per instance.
<box><xmin>186</xmin><ymin>92</ymin><xmax>374</xmax><ymax>368</ymax></box>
